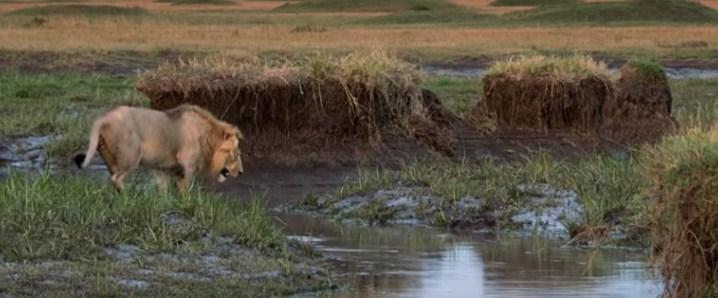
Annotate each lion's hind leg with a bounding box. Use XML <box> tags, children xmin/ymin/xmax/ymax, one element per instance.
<box><xmin>97</xmin><ymin>136</ymin><xmax>118</xmax><ymax>176</ymax></box>
<box><xmin>108</xmin><ymin>132</ymin><xmax>142</xmax><ymax>193</ymax></box>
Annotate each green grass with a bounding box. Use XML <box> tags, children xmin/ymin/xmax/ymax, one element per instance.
<box><xmin>671</xmin><ymin>79</ymin><xmax>718</xmax><ymax>130</ymax></box>
<box><xmin>622</xmin><ymin>58</ymin><xmax>665</xmax><ymax>80</ymax></box>
<box><xmin>505</xmin><ymin>0</ymin><xmax>718</xmax><ymax>24</ymax></box>
<box><xmin>156</xmin><ymin>0</ymin><xmax>234</xmax><ymax>5</ymax></box>
<box><xmin>0</xmin><ymin>73</ymin><xmax>146</xmax><ymax>158</ymax></box>
<box><xmin>337</xmin><ymin>152</ymin><xmax>644</xmax><ymax>240</ymax></box>
<box><xmin>423</xmin><ymin>76</ymin><xmax>482</xmax><ymax>114</ymax></box>
<box><xmin>361</xmin><ymin>9</ymin><xmax>495</xmax><ymax>25</ymax></box>
<box><xmin>6</xmin><ymin>4</ymin><xmax>148</xmax><ymax>16</ymax></box>
<box><xmin>0</xmin><ymin>172</ymin><xmax>285</xmax><ymax>260</ymax></box>
<box><xmin>276</xmin><ymin>0</ymin><xmax>458</xmax><ymax>13</ymax></box>
<box><xmin>0</xmin><ymin>172</ymin><xmax>335</xmax><ymax>296</ymax></box>
<box><xmin>491</xmin><ymin>0</ymin><xmax>578</xmax><ymax>6</ymax></box>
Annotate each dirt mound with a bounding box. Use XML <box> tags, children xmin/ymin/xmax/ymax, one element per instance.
<box><xmin>137</xmin><ymin>53</ymin><xmax>455</xmax><ymax>165</ymax></box>
<box><xmin>600</xmin><ymin>63</ymin><xmax>677</xmax><ymax>144</ymax></box>
<box><xmin>483</xmin><ymin>73</ymin><xmax>612</xmax><ymax>134</ymax></box>
<box><xmin>472</xmin><ymin>56</ymin><xmax>676</xmax><ymax>147</ymax></box>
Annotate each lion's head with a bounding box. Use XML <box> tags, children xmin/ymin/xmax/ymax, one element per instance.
<box><xmin>211</xmin><ymin>126</ymin><xmax>244</xmax><ymax>182</ymax></box>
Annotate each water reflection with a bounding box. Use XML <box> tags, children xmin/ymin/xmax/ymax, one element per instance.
<box><xmin>275</xmin><ymin>213</ymin><xmax>660</xmax><ymax>298</ymax></box>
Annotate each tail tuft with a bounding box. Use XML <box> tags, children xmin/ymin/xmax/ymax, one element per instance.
<box><xmin>73</xmin><ymin>154</ymin><xmax>86</xmax><ymax>169</ymax></box>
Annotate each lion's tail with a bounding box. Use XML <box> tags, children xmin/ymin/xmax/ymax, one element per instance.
<box><xmin>74</xmin><ymin>116</ymin><xmax>109</xmax><ymax>169</ymax></box>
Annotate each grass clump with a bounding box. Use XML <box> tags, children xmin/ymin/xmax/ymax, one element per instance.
<box><xmin>0</xmin><ymin>172</ymin><xmax>285</xmax><ymax>261</ymax></box>
<box><xmin>486</xmin><ymin>55</ymin><xmax>609</xmax><ymax>81</ymax></box>
<box><xmin>643</xmin><ymin>126</ymin><xmax>718</xmax><ymax>297</ymax></box>
<box><xmin>622</xmin><ymin>58</ymin><xmax>665</xmax><ymax>81</ymax></box>
<box><xmin>7</xmin><ymin>4</ymin><xmax>147</xmax><ymax>16</ymax></box>
<box><xmin>290</xmin><ymin>23</ymin><xmax>327</xmax><ymax>33</ymax></box>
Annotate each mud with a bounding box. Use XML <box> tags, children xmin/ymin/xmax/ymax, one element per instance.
<box><xmin>0</xmin><ymin>135</ymin><xmax>53</xmax><ymax>172</ymax></box>
<box><xmin>286</xmin><ymin>182</ymin><xmax>586</xmax><ymax>239</ymax></box>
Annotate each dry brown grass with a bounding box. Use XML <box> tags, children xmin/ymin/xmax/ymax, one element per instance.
<box><xmin>0</xmin><ymin>1</ymin><xmax>287</xmax><ymax>13</ymax></box>
<box><xmin>1</xmin><ymin>19</ymin><xmax>717</xmax><ymax>56</ymax></box>
<box><xmin>448</xmin><ymin>0</ymin><xmax>534</xmax><ymax>14</ymax></box>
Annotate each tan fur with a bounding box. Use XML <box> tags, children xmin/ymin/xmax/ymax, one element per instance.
<box><xmin>76</xmin><ymin>104</ymin><xmax>243</xmax><ymax>193</ymax></box>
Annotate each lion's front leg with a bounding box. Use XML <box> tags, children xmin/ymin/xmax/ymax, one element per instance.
<box><xmin>152</xmin><ymin>170</ymin><xmax>170</xmax><ymax>192</ymax></box>
<box><xmin>175</xmin><ymin>150</ymin><xmax>200</xmax><ymax>194</ymax></box>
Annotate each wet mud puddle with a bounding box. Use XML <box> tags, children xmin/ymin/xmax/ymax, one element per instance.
<box><xmin>276</xmin><ymin>213</ymin><xmax>661</xmax><ymax>298</ymax></box>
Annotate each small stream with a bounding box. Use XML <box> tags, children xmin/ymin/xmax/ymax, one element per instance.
<box><xmin>276</xmin><ymin>213</ymin><xmax>661</xmax><ymax>298</ymax></box>
<box><xmin>423</xmin><ymin>66</ymin><xmax>718</xmax><ymax>80</ymax></box>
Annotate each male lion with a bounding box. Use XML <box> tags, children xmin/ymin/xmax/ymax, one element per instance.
<box><xmin>73</xmin><ymin>104</ymin><xmax>244</xmax><ymax>193</ymax></box>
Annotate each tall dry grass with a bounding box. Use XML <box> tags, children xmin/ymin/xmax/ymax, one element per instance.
<box><xmin>0</xmin><ymin>17</ymin><xmax>716</xmax><ymax>55</ymax></box>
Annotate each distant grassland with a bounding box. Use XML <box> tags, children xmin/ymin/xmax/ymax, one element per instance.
<box><xmin>0</xmin><ymin>0</ymin><xmax>715</xmax><ymax>60</ymax></box>
<box><xmin>0</xmin><ymin>18</ymin><xmax>717</xmax><ymax>60</ymax></box>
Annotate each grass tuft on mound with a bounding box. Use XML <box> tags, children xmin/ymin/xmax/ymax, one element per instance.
<box><xmin>6</xmin><ymin>4</ymin><xmax>147</xmax><ymax>16</ymax></box>
<box><xmin>622</xmin><ymin>58</ymin><xmax>665</xmax><ymax>81</ymax></box>
<box><xmin>486</xmin><ymin>55</ymin><xmax>609</xmax><ymax>81</ymax></box>
<box><xmin>643</xmin><ymin>125</ymin><xmax>718</xmax><ymax>297</ymax></box>
<box><xmin>0</xmin><ymin>172</ymin><xmax>285</xmax><ymax>261</ymax></box>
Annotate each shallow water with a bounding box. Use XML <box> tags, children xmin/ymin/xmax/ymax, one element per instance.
<box><xmin>276</xmin><ymin>213</ymin><xmax>661</xmax><ymax>298</ymax></box>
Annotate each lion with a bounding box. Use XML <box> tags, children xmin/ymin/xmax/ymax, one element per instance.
<box><xmin>73</xmin><ymin>104</ymin><xmax>244</xmax><ymax>193</ymax></box>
